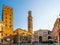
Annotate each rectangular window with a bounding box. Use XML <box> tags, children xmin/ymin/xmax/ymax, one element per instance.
<box><xmin>5</xmin><ymin>24</ymin><xmax>7</xmax><ymax>26</ymax></box>
<box><xmin>10</xmin><ymin>14</ymin><xmax>11</xmax><ymax>16</ymax></box>
<box><xmin>59</xmin><ymin>19</ymin><xmax>60</xmax><ymax>22</ymax></box>
<box><xmin>10</xmin><ymin>25</ymin><xmax>12</xmax><ymax>28</ymax></box>
<box><xmin>10</xmin><ymin>22</ymin><xmax>11</xmax><ymax>24</ymax></box>
<box><xmin>10</xmin><ymin>18</ymin><xmax>11</xmax><ymax>20</ymax></box>
<box><xmin>6</xmin><ymin>17</ymin><xmax>7</xmax><ymax>19</ymax></box>
<box><xmin>5</xmin><ymin>13</ymin><xmax>7</xmax><ymax>15</ymax></box>
<box><xmin>6</xmin><ymin>34</ymin><xmax>7</xmax><ymax>36</ymax></box>
<box><xmin>6</xmin><ymin>21</ymin><xmax>7</xmax><ymax>23</ymax></box>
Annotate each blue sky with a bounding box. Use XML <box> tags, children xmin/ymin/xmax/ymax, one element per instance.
<box><xmin>0</xmin><ymin>0</ymin><xmax>60</xmax><ymax>31</ymax></box>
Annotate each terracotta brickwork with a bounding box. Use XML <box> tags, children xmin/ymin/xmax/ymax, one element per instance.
<box><xmin>28</xmin><ymin>11</ymin><xmax>33</xmax><ymax>34</ymax></box>
<box><xmin>51</xmin><ymin>18</ymin><xmax>60</xmax><ymax>43</ymax></box>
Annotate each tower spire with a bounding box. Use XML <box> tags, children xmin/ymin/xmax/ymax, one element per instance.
<box><xmin>28</xmin><ymin>11</ymin><xmax>33</xmax><ymax>34</ymax></box>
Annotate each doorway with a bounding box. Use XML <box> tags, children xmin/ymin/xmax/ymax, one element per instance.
<box><xmin>39</xmin><ymin>36</ymin><xmax>42</xmax><ymax>42</ymax></box>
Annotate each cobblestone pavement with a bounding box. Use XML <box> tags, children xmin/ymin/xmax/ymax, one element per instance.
<box><xmin>1</xmin><ymin>43</ymin><xmax>60</xmax><ymax>45</ymax></box>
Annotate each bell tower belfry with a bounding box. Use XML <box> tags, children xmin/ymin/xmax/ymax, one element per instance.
<box><xmin>28</xmin><ymin>11</ymin><xmax>33</xmax><ymax>34</ymax></box>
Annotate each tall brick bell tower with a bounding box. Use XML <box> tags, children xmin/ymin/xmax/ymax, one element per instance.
<box><xmin>2</xmin><ymin>5</ymin><xmax>13</xmax><ymax>43</ymax></box>
<box><xmin>28</xmin><ymin>11</ymin><xmax>33</xmax><ymax>34</ymax></box>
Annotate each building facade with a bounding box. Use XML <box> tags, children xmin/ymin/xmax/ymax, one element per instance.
<box><xmin>34</xmin><ymin>29</ymin><xmax>51</xmax><ymax>42</ymax></box>
<box><xmin>0</xmin><ymin>21</ymin><xmax>5</xmax><ymax>43</ymax></box>
<box><xmin>2</xmin><ymin>5</ymin><xmax>13</xmax><ymax>44</ymax></box>
<box><xmin>13</xmin><ymin>11</ymin><xmax>33</xmax><ymax>43</ymax></box>
<box><xmin>14</xmin><ymin>28</ymin><xmax>32</xmax><ymax>43</ymax></box>
<box><xmin>1</xmin><ymin>5</ymin><xmax>33</xmax><ymax>44</ymax></box>
<box><xmin>51</xmin><ymin>17</ymin><xmax>60</xmax><ymax>43</ymax></box>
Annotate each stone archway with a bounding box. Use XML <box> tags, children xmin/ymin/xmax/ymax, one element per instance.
<box><xmin>3</xmin><ymin>36</ymin><xmax>13</xmax><ymax>44</ymax></box>
<box><xmin>39</xmin><ymin>36</ymin><xmax>42</xmax><ymax>42</ymax></box>
<box><xmin>13</xmin><ymin>35</ymin><xmax>18</xmax><ymax>43</ymax></box>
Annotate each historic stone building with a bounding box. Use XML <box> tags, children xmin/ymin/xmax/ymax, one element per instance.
<box><xmin>0</xmin><ymin>5</ymin><xmax>33</xmax><ymax>44</ymax></box>
<box><xmin>51</xmin><ymin>16</ymin><xmax>60</xmax><ymax>43</ymax></box>
<box><xmin>13</xmin><ymin>11</ymin><xmax>33</xmax><ymax>43</ymax></box>
<box><xmin>14</xmin><ymin>28</ymin><xmax>32</xmax><ymax>43</ymax></box>
<box><xmin>34</xmin><ymin>29</ymin><xmax>51</xmax><ymax>42</ymax></box>
<box><xmin>2</xmin><ymin>5</ymin><xmax>13</xmax><ymax>44</ymax></box>
<box><xmin>0</xmin><ymin>5</ymin><xmax>53</xmax><ymax>44</ymax></box>
<box><xmin>0</xmin><ymin>5</ymin><xmax>52</xmax><ymax>44</ymax></box>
